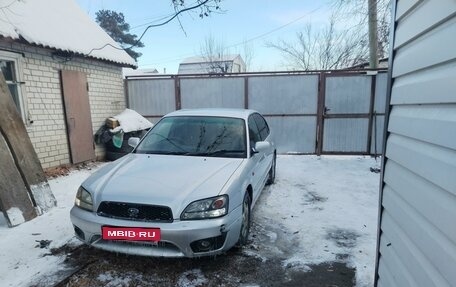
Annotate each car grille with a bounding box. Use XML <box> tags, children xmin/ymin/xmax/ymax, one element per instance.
<box><xmin>97</xmin><ymin>201</ymin><xmax>173</xmax><ymax>222</ymax></box>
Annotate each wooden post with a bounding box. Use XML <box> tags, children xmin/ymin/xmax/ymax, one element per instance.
<box><xmin>316</xmin><ymin>72</ymin><xmax>326</xmax><ymax>155</ymax></box>
<box><xmin>0</xmin><ymin>132</ymin><xmax>37</xmax><ymax>226</ymax></box>
<box><xmin>368</xmin><ymin>0</ymin><xmax>379</xmax><ymax>68</ymax></box>
<box><xmin>0</xmin><ymin>73</ymin><xmax>56</xmax><ymax>225</ymax></box>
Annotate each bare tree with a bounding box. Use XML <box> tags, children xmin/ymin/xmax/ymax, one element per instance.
<box><xmin>238</xmin><ymin>40</ymin><xmax>255</xmax><ymax>72</ymax></box>
<box><xmin>266</xmin><ymin>15</ymin><xmax>368</xmax><ymax>71</ymax></box>
<box><xmin>331</xmin><ymin>0</ymin><xmax>391</xmax><ymax>67</ymax></box>
<box><xmin>200</xmin><ymin>34</ymin><xmax>231</xmax><ymax>74</ymax></box>
<box><xmin>199</xmin><ymin>34</ymin><xmax>252</xmax><ymax>73</ymax></box>
<box><xmin>376</xmin><ymin>2</ymin><xmax>391</xmax><ymax>60</ymax></box>
<box><xmin>268</xmin><ymin>1</ymin><xmax>390</xmax><ymax>71</ymax></box>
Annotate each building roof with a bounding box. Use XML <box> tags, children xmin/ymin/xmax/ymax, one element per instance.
<box><xmin>180</xmin><ymin>54</ymin><xmax>241</xmax><ymax>64</ymax></box>
<box><xmin>349</xmin><ymin>58</ymin><xmax>389</xmax><ymax>69</ymax></box>
<box><xmin>177</xmin><ymin>62</ymin><xmax>215</xmax><ymax>74</ymax></box>
<box><xmin>0</xmin><ymin>0</ymin><xmax>136</xmax><ymax>67</ymax></box>
<box><xmin>178</xmin><ymin>54</ymin><xmax>245</xmax><ymax>74</ymax></box>
<box><xmin>122</xmin><ymin>68</ymin><xmax>159</xmax><ymax>78</ymax></box>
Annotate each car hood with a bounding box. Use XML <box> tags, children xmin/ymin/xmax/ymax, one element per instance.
<box><xmin>83</xmin><ymin>154</ymin><xmax>244</xmax><ymax>218</ymax></box>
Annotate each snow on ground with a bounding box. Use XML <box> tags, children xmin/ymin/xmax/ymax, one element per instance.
<box><xmin>0</xmin><ymin>156</ymin><xmax>380</xmax><ymax>287</ymax></box>
<box><xmin>0</xmin><ymin>164</ymin><xmax>105</xmax><ymax>287</ymax></box>
<box><xmin>177</xmin><ymin>269</ymin><xmax>208</xmax><ymax>287</ymax></box>
<box><xmin>254</xmin><ymin>155</ymin><xmax>380</xmax><ymax>287</ymax></box>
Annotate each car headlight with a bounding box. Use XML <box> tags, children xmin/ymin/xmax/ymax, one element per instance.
<box><xmin>181</xmin><ymin>195</ymin><xmax>228</xmax><ymax>220</ymax></box>
<box><xmin>75</xmin><ymin>186</ymin><xmax>93</xmax><ymax>211</ymax></box>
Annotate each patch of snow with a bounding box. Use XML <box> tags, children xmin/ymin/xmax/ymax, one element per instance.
<box><xmin>242</xmin><ymin>249</ymin><xmax>268</xmax><ymax>263</ymax></box>
<box><xmin>265</xmin><ymin>230</ymin><xmax>278</xmax><ymax>243</ymax></box>
<box><xmin>29</xmin><ymin>181</ymin><xmax>57</xmax><ymax>213</ymax></box>
<box><xmin>177</xmin><ymin>269</ymin><xmax>208</xmax><ymax>287</ymax></box>
<box><xmin>255</xmin><ymin>155</ymin><xmax>380</xmax><ymax>287</ymax></box>
<box><xmin>0</xmin><ymin>156</ymin><xmax>380</xmax><ymax>287</ymax></box>
<box><xmin>282</xmin><ymin>260</ymin><xmax>312</xmax><ymax>272</ymax></box>
<box><xmin>6</xmin><ymin>207</ymin><xmax>25</xmax><ymax>226</ymax></box>
<box><xmin>97</xmin><ymin>271</ymin><xmax>140</xmax><ymax>287</ymax></box>
<box><xmin>0</xmin><ymin>164</ymin><xmax>106</xmax><ymax>287</ymax></box>
<box><xmin>97</xmin><ymin>272</ymin><xmax>114</xmax><ymax>282</ymax></box>
<box><xmin>111</xmin><ymin>109</ymin><xmax>153</xmax><ymax>133</ymax></box>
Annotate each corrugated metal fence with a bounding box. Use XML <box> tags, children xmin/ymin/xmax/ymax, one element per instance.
<box><xmin>125</xmin><ymin>70</ymin><xmax>387</xmax><ymax>155</ymax></box>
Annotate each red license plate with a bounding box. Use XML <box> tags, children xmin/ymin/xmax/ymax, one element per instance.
<box><xmin>102</xmin><ymin>226</ymin><xmax>161</xmax><ymax>241</ymax></box>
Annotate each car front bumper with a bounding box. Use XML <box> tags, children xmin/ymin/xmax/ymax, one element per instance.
<box><xmin>70</xmin><ymin>204</ymin><xmax>243</xmax><ymax>258</ymax></box>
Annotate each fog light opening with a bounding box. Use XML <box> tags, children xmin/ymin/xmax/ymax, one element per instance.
<box><xmin>190</xmin><ymin>234</ymin><xmax>226</xmax><ymax>253</ymax></box>
<box><xmin>199</xmin><ymin>240</ymin><xmax>213</xmax><ymax>250</ymax></box>
<box><xmin>74</xmin><ymin>225</ymin><xmax>85</xmax><ymax>240</ymax></box>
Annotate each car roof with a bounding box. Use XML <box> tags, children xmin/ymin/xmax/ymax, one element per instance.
<box><xmin>164</xmin><ymin>108</ymin><xmax>258</xmax><ymax>120</ymax></box>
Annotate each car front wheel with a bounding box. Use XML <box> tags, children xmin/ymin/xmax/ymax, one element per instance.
<box><xmin>237</xmin><ymin>192</ymin><xmax>251</xmax><ymax>246</ymax></box>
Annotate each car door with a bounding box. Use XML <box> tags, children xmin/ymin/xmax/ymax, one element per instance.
<box><xmin>252</xmin><ymin>113</ymin><xmax>273</xmax><ymax>186</ymax></box>
<box><xmin>248</xmin><ymin>115</ymin><xmax>264</xmax><ymax>199</ymax></box>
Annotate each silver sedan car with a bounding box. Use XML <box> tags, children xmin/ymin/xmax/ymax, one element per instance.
<box><xmin>70</xmin><ymin>109</ymin><xmax>276</xmax><ymax>257</ymax></box>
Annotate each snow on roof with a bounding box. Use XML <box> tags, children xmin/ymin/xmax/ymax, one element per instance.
<box><xmin>180</xmin><ymin>54</ymin><xmax>241</xmax><ymax>64</ymax></box>
<box><xmin>177</xmin><ymin>62</ymin><xmax>214</xmax><ymax>74</ymax></box>
<box><xmin>0</xmin><ymin>0</ymin><xmax>136</xmax><ymax>67</ymax></box>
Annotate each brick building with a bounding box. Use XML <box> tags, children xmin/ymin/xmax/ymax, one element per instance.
<box><xmin>0</xmin><ymin>0</ymin><xmax>136</xmax><ymax>168</ymax></box>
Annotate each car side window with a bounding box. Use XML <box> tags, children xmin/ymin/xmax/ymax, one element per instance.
<box><xmin>253</xmin><ymin>114</ymin><xmax>270</xmax><ymax>141</ymax></box>
<box><xmin>248</xmin><ymin>116</ymin><xmax>261</xmax><ymax>148</ymax></box>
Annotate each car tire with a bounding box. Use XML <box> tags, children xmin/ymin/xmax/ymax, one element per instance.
<box><xmin>237</xmin><ymin>192</ymin><xmax>251</xmax><ymax>246</ymax></box>
<box><xmin>266</xmin><ymin>152</ymin><xmax>276</xmax><ymax>185</ymax></box>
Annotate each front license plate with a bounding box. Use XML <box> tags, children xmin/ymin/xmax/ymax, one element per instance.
<box><xmin>102</xmin><ymin>226</ymin><xmax>161</xmax><ymax>241</ymax></box>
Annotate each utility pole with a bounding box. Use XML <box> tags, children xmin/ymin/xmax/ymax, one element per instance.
<box><xmin>368</xmin><ymin>0</ymin><xmax>379</xmax><ymax>68</ymax></box>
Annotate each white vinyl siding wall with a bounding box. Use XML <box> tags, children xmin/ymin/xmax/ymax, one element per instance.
<box><xmin>376</xmin><ymin>0</ymin><xmax>456</xmax><ymax>286</ymax></box>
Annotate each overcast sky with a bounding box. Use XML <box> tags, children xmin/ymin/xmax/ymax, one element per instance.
<box><xmin>75</xmin><ymin>0</ymin><xmax>332</xmax><ymax>73</ymax></box>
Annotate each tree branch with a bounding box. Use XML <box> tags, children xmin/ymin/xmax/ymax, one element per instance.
<box><xmin>132</xmin><ymin>0</ymin><xmax>212</xmax><ymax>48</ymax></box>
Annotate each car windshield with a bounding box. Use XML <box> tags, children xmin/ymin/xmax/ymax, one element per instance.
<box><xmin>135</xmin><ymin>116</ymin><xmax>247</xmax><ymax>158</ymax></box>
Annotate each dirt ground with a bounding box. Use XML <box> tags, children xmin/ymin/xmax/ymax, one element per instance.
<box><xmin>31</xmin><ymin>217</ymin><xmax>356</xmax><ymax>287</ymax></box>
<box><xmin>44</xmin><ymin>161</ymin><xmax>103</xmax><ymax>179</ymax></box>
<box><xmin>34</xmin><ymin>223</ymin><xmax>355</xmax><ymax>287</ymax></box>
<box><xmin>30</xmin><ymin>156</ymin><xmax>377</xmax><ymax>287</ymax></box>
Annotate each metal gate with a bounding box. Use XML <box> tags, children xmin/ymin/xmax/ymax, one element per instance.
<box><xmin>247</xmin><ymin>74</ymin><xmax>319</xmax><ymax>153</ymax></box>
<box><xmin>318</xmin><ymin>72</ymin><xmax>386</xmax><ymax>154</ymax></box>
<box><xmin>125</xmin><ymin>70</ymin><xmax>387</xmax><ymax>155</ymax></box>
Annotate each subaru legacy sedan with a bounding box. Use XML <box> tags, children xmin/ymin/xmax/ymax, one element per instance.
<box><xmin>70</xmin><ymin>109</ymin><xmax>276</xmax><ymax>257</ymax></box>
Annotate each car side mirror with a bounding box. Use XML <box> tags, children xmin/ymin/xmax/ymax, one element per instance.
<box><xmin>253</xmin><ymin>141</ymin><xmax>270</xmax><ymax>154</ymax></box>
<box><xmin>128</xmin><ymin>137</ymin><xmax>140</xmax><ymax>148</ymax></box>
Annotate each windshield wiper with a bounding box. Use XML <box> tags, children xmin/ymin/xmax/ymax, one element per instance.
<box><xmin>138</xmin><ymin>151</ymin><xmax>188</xmax><ymax>155</ymax></box>
<box><xmin>188</xmin><ymin>150</ymin><xmax>245</xmax><ymax>157</ymax></box>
